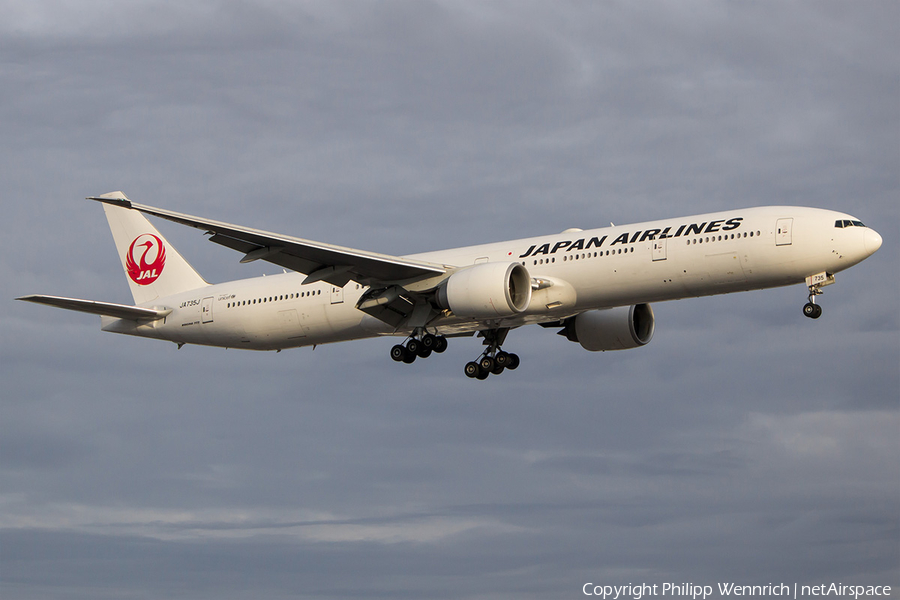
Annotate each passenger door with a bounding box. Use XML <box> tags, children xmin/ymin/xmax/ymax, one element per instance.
<box><xmin>776</xmin><ymin>218</ymin><xmax>793</xmax><ymax>246</ymax></box>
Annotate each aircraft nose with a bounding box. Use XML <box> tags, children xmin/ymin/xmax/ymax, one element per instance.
<box><xmin>865</xmin><ymin>228</ymin><xmax>883</xmax><ymax>255</ymax></box>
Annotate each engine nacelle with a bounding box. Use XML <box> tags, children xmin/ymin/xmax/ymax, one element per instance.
<box><xmin>436</xmin><ymin>262</ymin><xmax>532</xmax><ymax>319</ymax></box>
<box><xmin>562</xmin><ymin>304</ymin><xmax>655</xmax><ymax>351</ymax></box>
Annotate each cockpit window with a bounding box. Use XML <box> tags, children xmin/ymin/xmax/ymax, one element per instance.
<box><xmin>835</xmin><ymin>220</ymin><xmax>866</xmax><ymax>228</ymax></box>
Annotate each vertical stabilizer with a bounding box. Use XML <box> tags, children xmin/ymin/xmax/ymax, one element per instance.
<box><xmin>99</xmin><ymin>192</ymin><xmax>208</xmax><ymax>304</ymax></box>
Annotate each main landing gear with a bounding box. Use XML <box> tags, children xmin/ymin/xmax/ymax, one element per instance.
<box><xmin>390</xmin><ymin>330</ymin><xmax>448</xmax><ymax>364</ymax></box>
<box><xmin>463</xmin><ymin>328</ymin><xmax>520</xmax><ymax>380</ymax></box>
<box><xmin>390</xmin><ymin>327</ymin><xmax>521</xmax><ymax>379</ymax></box>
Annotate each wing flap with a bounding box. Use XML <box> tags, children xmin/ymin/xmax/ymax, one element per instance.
<box><xmin>88</xmin><ymin>195</ymin><xmax>447</xmax><ymax>286</ymax></box>
<box><xmin>207</xmin><ymin>234</ymin><xmax>323</xmax><ymax>275</ymax></box>
<box><xmin>17</xmin><ymin>295</ymin><xmax>171</xmax><ymax>321</ymax></box>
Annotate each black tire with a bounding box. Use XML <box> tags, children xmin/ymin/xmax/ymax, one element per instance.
<box><xmin>803</xmin><ymin>303</ymin><xmax>817</xmax><ymax>318</ymax></box>
<box><xmin>491</xmin><ymin>363</ymin><xmax>505</xmax><ymax>375</ymax></box>
<box><xmin>402</xmin><ymin>350</ymin><xmax>417</xmax><ymax>364</ymax></box>
<box><xmin>507</xmin><ymin>353</ymin><xmax>520</xmax><ymax>370</ymax></box>
<box><xmin>406</xmin><ymin>339</ymin><xmax>420</xmax><ymax>355</ymax></box>
<box><xmin>417</xmin><ymin>347</ymin><xmax>432</xmax><ymax>359</ymax></box>
<box><xmin>479</xmin><ymin>356</ymin><xmax>495</xmax><ymax>372</ymax></box>
<box><xmin>812</xmin><ymin>304</ymin><xmax>823</xmax><ymax>319</ymax></box>
<box><xmin>495</xmin><ymin>351</ymin><xmax>510</xmax><ymax>367</ymax></box>
<box><xmin>421</xmin><ymin>334</ymin><xmax>436</xmax><ymax>350</ymax></box>
<box><xmin>464</xmin><ymin>361</ymin><xmax>480</xmax><ymax>378</ymax></box>
<box><xmin>434</xmin><ymin>336</ymin><xmax>448</xmax><ymax>353</ymax></box>
<box><xmin>390</xmin><ymin>344</ymin><xmax>407</xmax><ymax>362</ymax></box>
<box><xmin>475</xmin><ymin>369</ymin><xmax>490</xmax><ymax>380</ymax></box>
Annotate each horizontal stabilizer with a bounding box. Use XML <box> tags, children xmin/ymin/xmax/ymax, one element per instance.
<box><xmin>16</xmin><ymin>295</ymin><xmax>172</xmax><ymax>321</ymax></box>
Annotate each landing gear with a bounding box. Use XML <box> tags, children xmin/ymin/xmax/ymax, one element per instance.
<box><xmin>802</xmin><ymin>272</ymin><xmax>834</xmax><ymax>320</ymax></box>
<box><xmin>390</xmin><ymin>327</ymin><xmax>519</xmax><ymax>379</ymax></box>
<box><xmin>463</xmin><ymin>328</ymin><xmax>520</xmax><ymax>380</ymax></box>
<box><xmin>390</xmin><ymin>330</ymin><xmax>448</xmax><ymax>364</ymax></box>
<box><xmin>803</xmin><ymin>282</ymin><xmax>824</xmax><ymax>319</ymax></box>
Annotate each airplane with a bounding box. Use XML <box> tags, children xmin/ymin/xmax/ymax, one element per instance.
<box><xmin>18</xmin><ymin>192</ymin><xmax>882</xmax><ymax>379</ymax></box>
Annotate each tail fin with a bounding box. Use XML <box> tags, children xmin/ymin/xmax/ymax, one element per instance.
<box><xmin>99</xmin><ymin>191</ymin><xmax>208</xmax><ymax>304</ymax></box>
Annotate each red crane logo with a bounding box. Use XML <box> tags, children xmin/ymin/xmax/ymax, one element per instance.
<box><xmin>126</xmin><ymin>234</ymin><xmax>166</xmax><ymax>285</ymax></box>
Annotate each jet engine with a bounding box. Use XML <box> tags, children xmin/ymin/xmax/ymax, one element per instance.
<box><xmin>560</xmin><ymin>304</ymin><xmax>655</xmax><ymax>351</ymax></box>
<box><xmin>436</xmin><ymin>262</ymin><xmax>532</xmax><ymax>319</ymax></box>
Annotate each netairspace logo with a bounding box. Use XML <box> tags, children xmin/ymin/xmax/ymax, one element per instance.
<box><xmin>582</xmin><ymin>582</ymin><xmax>893</xmax><ymax>599</ymax></box>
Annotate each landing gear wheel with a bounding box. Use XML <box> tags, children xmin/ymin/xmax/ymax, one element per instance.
<box><xmin>390</xmin><ymin>345</ymin><xmax>407</xmax><ymax>362</ymax></box>
<box><xmin>495</xmin><ymin>351</ymin><xmax>510</xmax><ymax>368</ymax></box>
<box><xmin>491</xmin><ymin>363</ymin><xmax>505</xmax><ymax>375</ymax></box>
<box><xmin>803</xmin><ymin>302</ymin><xmax>823</xmax><ymax>319</ymax></box>
<box><xmin>433</xmin><ymin>336</ymin><xmax>448</xmax><ymax>353</ymax></box>
<box><xmin>506</xmin><ymin>353</ymin><xmax>520</xmax><ymax>370</ymax></box>
<box><xmin>475</xmin><ymin>368</ymin><xmax>490</xmax><ymax>380</ymax></box>
<box><xmin>479</xmin><ymin>356</ymin><xmax>495</xmax><ymax>372</ymax></box>
<box><xmin>406</xmin><ymin>339</ymin><xmax>421</xmax><ymax>355</ymax></box>
<box><xmin>464</xmin><ymin>362</ymin><xmax>480</xmax><ymax>378</ymax></box>
<box><xmin>421</xmin><ymin>334</ymin><xmax>437</xmax><ymax>350</ymax></box>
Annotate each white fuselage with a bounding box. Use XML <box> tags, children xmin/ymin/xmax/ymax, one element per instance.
<box><xmin>101</xmin><ymin>206</ymin><xmax>881</xmax><ymax>350</ymax></box>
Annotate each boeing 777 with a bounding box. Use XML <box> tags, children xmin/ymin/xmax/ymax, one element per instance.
<box><xmin>18</xmin><ymin>192</ymin><xmax>882</xmax><ymax>379</ymax></box>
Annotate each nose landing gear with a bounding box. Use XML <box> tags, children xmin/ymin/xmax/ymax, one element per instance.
<box><xmin>802</xmin><ymin>272</ymin><xmax>834</xmax><ymax>319</ymax></box>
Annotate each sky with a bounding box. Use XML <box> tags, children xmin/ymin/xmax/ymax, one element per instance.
<box><xmin>1</xmin><ymin>1</ymin><xmax>898</xmax><ymax>598</ymax></box>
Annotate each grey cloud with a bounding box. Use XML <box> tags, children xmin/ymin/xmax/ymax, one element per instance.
<box><xmin>1</xmin><ymin>1</ymin><xmax>897</xmax><ymax>598</ymax></box>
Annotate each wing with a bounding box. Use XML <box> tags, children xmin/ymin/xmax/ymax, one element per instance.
<box><xmin>17</xmin><ymin>295</ymin><xmax>172</xmax><ymax>321</ymax></box>
<box><xmin>88</xmin><ymin>193</ymin><xmax>447</xmax><ymax>288</ymax></box>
